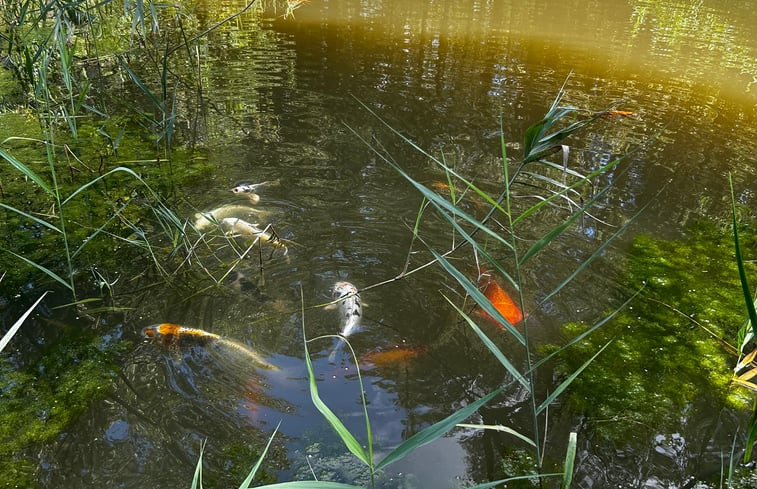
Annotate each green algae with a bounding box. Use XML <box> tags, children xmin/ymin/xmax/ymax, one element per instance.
<box><xmin>545</xmin><ymin>215</ymin><xmax>757</xmax><ymax>441</ymax></box>
<box><xmin>0</xmin><ymin>335</ymin><xmax>128</xmax><ymax>488</ymax></box>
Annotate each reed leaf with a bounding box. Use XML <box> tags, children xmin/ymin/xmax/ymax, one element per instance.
<box><xmin>466</xmin><ymin>473</ymin><xmax>563</xmax><ymax>489</ymax></box>
<box><xmin>255</xmin><ymin>483</ymin><xmax>360</xmax><ymax>489</ymax></box>
<box><xmin>562</xmin><ymin>432</ymin><xmax>577</xmax><ymax>489</ymax></box>
<box><xmin>2</xmin><ymin>248</ymin><xmax>73</xmax><ymax>291</ymax></box>
<box><xmin>730</xmin><ymin>175</ymin><xmax>757</xmax><ymax>342</ymax></box>
<box><xmin>62</xmin><ymin>166</ymin><xmax>160</xmax><ymax>205</ymax></box>
<box><xmin>456</xmin><ymin>423</ymin><xmax>535</xmax><ymax>448</ymax></box>
<box><xmin>744</xmin><ymin>398</ymin><xmax>757</xmax><ymax>463</ymax></box>
<box><xmin>118</xmin><ymin>57</ymin><xmax>163</xmax><ymax>112</ymax></box>
<box><xmin>374</xmin><ymin>385</ymin><xmax>505</xmax><ymax>471</ymax></box>
<box><xmin>443</xmin><ymin>295</ymin><xmax>529</xmax><ymax>390</ymax></box>
<box><xmin>536</xmin><ymin>340</ymin><xmax>613</xmax><ymax>415</ymax></box>
<box><xmin>0</xmin><ymin>291</ymin><xmax>48</xmax><ymax>353</ymax></box>
<box><xmin>541</xmin><ymin>201</ymin><xmax>651</xmax><ymax>302</ymax></box>
<box><xmin>430</xmin><ymin>247</ymin><xmax>525</xmax><ymax>345</ymax></box>
<box><xmin>0</xmin><ymin>203</ymin><xmax>61</xmax><ymax>233</ymax></box>
<box><xmin>0</xmin><ymin>147</ymin><xmax>53</xmax><ymax>195</ymax></box>
<box><xmin>238</xmin><ymin>421</ymin><xmax>282</xmax><ymax>489</ymax></box>
<box><xmin>191</xmin><ymin>439</ymin><xmax>205</xmax><ymax>489</ymax></box>
<box><xmin>301</xmin><ymin>298</ymin><xmax>369</xmax><ymax>465</ymax></box>
<box><xmin>533</xmin><ymin>286</ymin><xmax>642</xmax><ymax>370</ymax></box>
<box><xmin>519</xmin><ymin>182</ymin><xmax>613</xmax><ymax>265</ymax></box>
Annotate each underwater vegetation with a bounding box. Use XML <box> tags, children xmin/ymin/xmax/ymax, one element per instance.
<box><xmin>546</xmin><ymin>214</ymin><xmax>757</xmax><ymax>441</ymax></box>
<box><xmin>0</xmin><ymin>333</ymin><xmax>127</xmax><ymax>488</ymax></box>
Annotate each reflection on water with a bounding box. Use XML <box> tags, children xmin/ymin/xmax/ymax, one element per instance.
<box><xmin>18</xmin><ymin>0</ymin><xmax>757</xmax><ymax>487</ymax></box>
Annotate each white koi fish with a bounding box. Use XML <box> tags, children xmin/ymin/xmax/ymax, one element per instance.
<box><xmin>142</xmin><ymin>323</ymin><xmax>279</xmax><ymax>370</ymax></box>
<box><xmin>192</xmin><ymin>204</ymin><xmax>266</xmax><ymax>232</ymax></box>
<box><xmin>327</xmin><ymin>281</ymin><xmax>362</xmax><ymax>362</ymax></box>
<box><xmin>231</xmin><ymin>179</ymin><xmax>279</xmax><ymax>194</ymax></box>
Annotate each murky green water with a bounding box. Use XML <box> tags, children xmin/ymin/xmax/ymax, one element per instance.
<box><xmin>3</xmin><ymin>0</ymin><xmax>757</xmax><ymax>487</ymax></box>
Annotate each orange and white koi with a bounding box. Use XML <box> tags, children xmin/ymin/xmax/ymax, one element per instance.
<box><xmin>477</xmin><ymin>273</ymin><xmax>526</xmax><ymax>328</ymax></box>
<box><xmin>142</xmin><ymin>323</ymin><xmax>279</xmax><ymax>370</ymax></box>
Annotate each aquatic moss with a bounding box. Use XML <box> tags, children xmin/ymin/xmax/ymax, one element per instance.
<box><xmin>546</xmin><ymin>216</ymin><xmax>757</xmax><ymax>441</ymax></box>
<box><xmin>0</xmin><ymin>336</ymin><xmax>128</xmax><ymax>488</ymax></box>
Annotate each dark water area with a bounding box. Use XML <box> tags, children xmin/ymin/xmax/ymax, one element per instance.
<box><xmin>3</xmin><ymin>0</ymin><xmax>757</xmax><ymax>487</ymax></box>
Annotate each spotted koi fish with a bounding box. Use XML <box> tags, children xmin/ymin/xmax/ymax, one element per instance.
<box><xmin>327</xmin><ymin>281</ymin><xmax>362</xmax><ymax>362</ymax></box>
<box><xmin>231</xmin><ymin>179</ymin><xmax>279</xmax><ymax>194</ymax></box>
<box><xmin>219</xmin><ymin>217</ymin><xmax>288</xmax><ymax>253</ymax></box>
<box><xmin>142</xmin><ymin>323</ymin><xmax>279</xmax><ymax>370</ymax></box>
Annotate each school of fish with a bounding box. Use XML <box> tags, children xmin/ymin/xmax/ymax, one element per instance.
<box><xmin>144</xmin><ymin>180</ymin><xmax>530</xmax><ymax>400</ymax></box>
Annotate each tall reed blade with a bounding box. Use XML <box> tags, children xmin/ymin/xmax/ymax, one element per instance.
<box><xmin>0</xmin><ymin>292</ymin><xmax>48</xmax><ymax>353</ymax></box>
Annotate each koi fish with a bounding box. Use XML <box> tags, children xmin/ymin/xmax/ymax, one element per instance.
<box><xmin>360</xmin><ymin>345</ymin><xmax>428</xmax><ymax>368</ymax></box>
<box><xmin>231</xmin><ymin>179</ymin><xmax>279</xmax><ymax>194</ymax></box>
<box><xmin>192</xmin><ymin>204</ymin><xmax>267</xmax><ymax>232</ymax></box>
<box><xmin>477</xmin><ymin>273</ymin><xmax>526</xmax><ymax>328</ymax></box>
<box><xmin>330</xmin><ymin>281</ymin><xmax>362</xmax><ymax>338</ymax></box>
<box><xmin>606</xmin><ymin>110</ymin><xmax>635</xmax><ymax>117</ymax></box>
<box><xmin>219</xmin><ymin>217</ymin><xmax>288</xmax><ymax>253</ymax></box>
<box><xmin>142</xmin><ymin>323</ymin><xmax>279</xmax><ymax>370</ymax></box>
<box><xmin>327</xmin><ymin>281</ymin><xmax>362</xmax><ymax>362</ymax></box>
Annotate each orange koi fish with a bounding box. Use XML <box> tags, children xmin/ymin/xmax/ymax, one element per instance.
<box><xmin>360</xmin><ymin>345</ymin><xmax>428</xmax><ymax>368</ymax></box>
<box><xmin>142</xmin><ymin>323</ymin><xmax>279</xmax><ymax>370</ymax></box>
<box><xmin>606</xmin><ymin>110</ymin><xmax>635</xmax><ymax>117</ymax></box>
<box><xmin>477</xmin><ymin>274</ymin><xmax>526</xmax><ymax>328</ymax></box>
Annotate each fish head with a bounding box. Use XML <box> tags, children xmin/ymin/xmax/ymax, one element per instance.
<box><xmin>332</xmin><ymin>281</ymin><xmax>358</xmax><ymax>299</ymax></box>
<box><xmin>142</xmin><ymin>323</ymin><xmax>182</xmax><ymax>339</ymax></box>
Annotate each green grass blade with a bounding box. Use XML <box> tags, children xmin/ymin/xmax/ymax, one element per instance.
<box><xmin>430</xmin><ymin>247</ymin><xmax>525</xmax><ymax>345</ymax></box>
<box><xmin>465</xmin><ymin>472</ymin><xmax>564</xmax><ymax>489</ymax></box>
<box><xmin>443</xmin><ymin>295</ymin><xmax>529</xmax><ymax>390</ymax></box>
<box><xmin>301</xmin><ymin>294</ymin><xmax>369</xmax><ymax>465</ymax></box>
<box><xmin>238</xmin><ymin>421</ymin><xmax>282</xmax><ymax>489</ymax></box>
<box><xmin>0</xmin><ymin>291</ymin><xmax>48</xmax><ymax>353</ymax></box>
<box><xmin>62</xmin><ymin>166</ymin><xmax>159</xmax><ymax>205</ymax></box>
<box><xmin>541</xmin><ymin>201</ymin><xmax>651</xmax><ymax>303</ymax></box>
<box><xmin>519</xmin><ymin>183</ymin><xmax>613</xmax><ymax>265</ymax></box>
<box><xmin>456</xmin><ymin>423</ymin><xmax>535</xmax><ymax>448</ymax></box>
<box><xmin>744</xmin><ymin>398</ymin><xmax>757</xmax><ymax>463</ymax></box>
<box><xmin>375</xmin><ymin>385</ymin><xmax>505</xmax><ymax>472</ymax></box>
<box><xmin>512</xmin><ymin>156</ymin><xmax>623</xmax><ymax>227</ymax></box>
<box><xmin>0</xmin><ymin>203</ymin><xmax>61</xmax><ymax>233</ymax></box>
<box><xmin>252</xmin><ymin>483</ymin><xmax>361</xmax><ymax>488</ymax></box>
<box><xmin>118</xmin><ymin>57</ymin><xmax>162</xmax><ymax>111</ymax></box>
<box><xmin>536</xmin><ymin>340</ymin><xmax>613</xmax><ymax>415</ymax></box>
<box><xmin>562</xmin><ymin>432</ymin><xmax>577</xmax><ymax>489</ymax></box>
<box><xmin>0</xmin><ymin>147</ymin><xmax>53</xmax><ymax>195</ymax></box>
<box><xmin>191</xmin><ymin>439</ymin><xmax>205</xmax><ymax>489</ymax></box>
<box><xmin>534</xmin><ymin>286</ymin><xmax>642</xmax><ymax>370</ymax></box>
<box><xmin>2</xmin><ymin>248</ymin><xmax>73</xmax><ymax>291</ymax></box>
<box><xmin>730</xmin><ymin>175</ymin><xmax>757</xmax><ymax>341</ymax></box>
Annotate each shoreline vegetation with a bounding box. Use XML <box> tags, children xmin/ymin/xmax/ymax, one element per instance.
<box><xmin>2</xmin><ymin>1</ymin><xmax>756</xmax><ymax>488</ymax></box>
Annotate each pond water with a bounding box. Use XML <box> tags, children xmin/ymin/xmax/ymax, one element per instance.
<box><xmin>4</xmin><ymin>0</ymin><xmax>757</xmax><ymax>487</ymax></box>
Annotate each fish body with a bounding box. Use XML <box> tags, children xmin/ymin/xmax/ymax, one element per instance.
<box><xmin>326</xmin><ymin>281</ymin><xmax>362</xmax><ymax>363</ymax></box>
<box><xmin>193</xmin><ymin>205</ymin><xmax>266</xmax><ymax>232</ymax></box>
<box><xmin>332</xmin><ymin>281</ymin><xmax>361</xmax><ymax>338</ymax></box>
<box><xmin>231</xmin><ymin>179</ymin><xmax>279</xmax><ymax>194</ymax></box>
<box><xmin>477</xmin><ymin>275</ymin><xmax>526</xmax><ymax>328</ymax></box>
<box><xmin>220</xmin><ymin>217</ymin><xmax>287</xmax><ymax>252</ymax></box>
<box><xmin>360</xmin><ymin>345</ymin><xmax>427</xmax><ymax>368</ymax></box>
<box><xmin>142</xmin><ymin>323</ymin><xmax>279</xmax><ymax>370</ymax></box>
